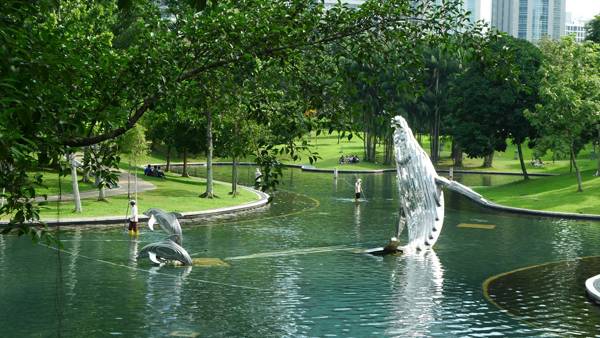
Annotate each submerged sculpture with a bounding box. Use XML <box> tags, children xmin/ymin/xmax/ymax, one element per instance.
<box><xmin>391</xmin><ymin>115</ymin><xmax>486</xmax><ymax>253</ymax></box>
<box><xmin>138</xmin><ymin>208</ymin><xmax>192</xmax><ymax>266</ymax></box>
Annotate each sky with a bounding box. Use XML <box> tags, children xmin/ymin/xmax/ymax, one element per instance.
<box><xmin>480</xmin><ymin>0</ymin><xmax>600</xmax><ymax>23</ymax></box>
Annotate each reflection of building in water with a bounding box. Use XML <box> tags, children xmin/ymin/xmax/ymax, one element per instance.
<box><xmin>386</xmin><ymin>251</ymin><xmax>444</xmax><ymax>336</ymax></box>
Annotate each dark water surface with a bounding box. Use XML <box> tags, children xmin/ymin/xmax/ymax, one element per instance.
<box><xmin>1</xmin><ymin>167</ymin><xmax>599</xmax><ymax>337</ymax></box>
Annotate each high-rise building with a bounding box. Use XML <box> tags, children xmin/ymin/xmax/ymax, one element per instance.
<box><xmin>322</xmin><ymin>0</ymin><xmax>365</xmax><ymax>9</ymax></box>
<box><xmin>565</xmin><ymin>18</ymin><xmax>589</xmax><ymax>43</ymax></box>
<box><xmin>491</xmin><ymin>0</ymin><xmax>566</xmax><ymax>43</ymax></box>
<box><xmin>322</xmin><ymin>1</ymin><xmax>481</xmax><ymax>22</ymax></box>
<box><xmin>464</xmin><ymin>0</ymin><xmax>482</xmax><ymax>23</ymax></box>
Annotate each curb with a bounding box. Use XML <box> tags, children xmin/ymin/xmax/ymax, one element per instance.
<box><xmin>0</xmin><ymin>185</ymin><xmax>269</xmax><ymax>227</ymax></box>
<box><xmin>165</xmin><ymin>162</ymin><xmax>556</xmax><ymax>176</ymax></box>
<box><xmin>459</xmin><ymin>192</ymin><xmax>600</xmax><ymax>221</ymax></box>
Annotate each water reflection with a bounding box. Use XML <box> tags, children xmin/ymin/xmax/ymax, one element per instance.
<box><xmin>387</xmin><ymin>251</ymin><xmax>444</xmax><ymax>336</ymax></box>
<box><xmin>0</xmin><ymin>235</ymin><xmax>4</xmax><ymax>280</ymax></box>
<box><xmin>66</xmin><ymin>229</ymin><xmax>81</xmax><ymax>303</ymax></box>
<box><xmin>144</xmin><ymin>265</ymin><xmax>191</xmax><ymax>326</ymax></box>
<box><xmin>551</xmin><ymin>219</ymin><xmax>583</xmax><ymax>260</ymax></box>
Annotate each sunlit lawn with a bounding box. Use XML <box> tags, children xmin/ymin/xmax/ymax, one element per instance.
<box><xmin>34</xmin><ymin>171</ymin><xmax>259</xmax><ymax>221</ymax></box>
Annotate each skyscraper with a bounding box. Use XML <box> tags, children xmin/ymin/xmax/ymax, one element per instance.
<box><xmin>565</xmin><ymin>18</ymin><xmax>589</xmax><ymax>43</ymax></box>
<box><xmin>464</xmin><ymin>0</ymin><xmax>482</xmax><ymax>23</ymax></box>
<box><xmin>322</xmin><ymin>1</ymin><xmax>481</xmax><ymax>22</ymax></box>
<box><xmin>491</xmin><ymin>0</ymin><xmax>566</xmax><ymax>43</ymax></box>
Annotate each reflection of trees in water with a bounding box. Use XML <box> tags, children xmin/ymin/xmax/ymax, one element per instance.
<box><xmin>386</xmin><ymin>251</ymin><xmax>444</xmax><ymax>337</ymax></box>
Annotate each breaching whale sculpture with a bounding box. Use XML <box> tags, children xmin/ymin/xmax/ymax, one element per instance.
<box><xmin>138</xmin><ymin>208</ymin><xmax>192</xmax><ymax>266</ymax></box>
<box><xmin>391</xmin><ymin>115</ymin><xmax>487</xmax><ymax>253</ymax></box>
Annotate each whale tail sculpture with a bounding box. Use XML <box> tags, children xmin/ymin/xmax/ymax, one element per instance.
<box><xmin>391</xmin><ymin>115</ymin><xmax>487</xmax><ymax>253</ymax></box>
<box><xmin>138</xmin><ymin>208</ymin><xmax>191</xmax><ymax>265</ymax></box>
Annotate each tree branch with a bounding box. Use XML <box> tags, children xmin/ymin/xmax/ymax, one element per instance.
<box><xmin>60</xmin><ymin>15</ymin><xmax>425</xmax><ymax>148</ymax></box>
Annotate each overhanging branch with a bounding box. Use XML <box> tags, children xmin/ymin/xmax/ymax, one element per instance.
<box><xmin>60</xmin><ymin>14</ymin><xmax>431</xmax><ymax>148</ymax></box>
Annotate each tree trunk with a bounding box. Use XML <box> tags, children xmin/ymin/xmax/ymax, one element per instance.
<box><xmin>569</xmin><ymin>150</ymin><xmax>573</xmax><ymax>173</ymax></box>
<box><xmin>165</xmin><ymin>144</ymin><xmax>171</xmax><ymax>172</ymax></box>
<box><xmin>596</xmin><ymin>125</ymin><xmax>600</xmax><ymax>176</ymax></box>
<box><xmin>181</xmin><ymin>148</ymin><xmax>189</xmax><ymax>177</ymax></box>
<box><xmin>370</xmin><ymin>134</ymin><xmax>377</xmax><ymax>162</ymax></box>
<box><xmin>384</xmin><ymin>133</ymin><xmax>393</xmax><ymax>165</ymax></box>
<box><xmin>571</xmin><ymin>144</ymin><xmax>583</xmax><ymax>192</ymax></box>
<box><xmin>483</xmin><ymin>152</ymin><xmax>494</xmax><ymax>168</ymax></box>
<box><xmin>517</xmin><ymin>143</ymin><xmax>529</xmax><ymax>180</ymax></box>
<box><xmin>230</xmin><ymin>157</ymin><xmax>239</xmax><ymax>196</ymax></box>
<box><xmin>201</xmin><ymin>110</ymin><xmax>214</xmax><ymax>198</ymax></box>
<box><xmin>70</xmin><ymin>159</ymin><xmax>82</xmax><ymax>212</ymax></box>
<box><xmin>98</xmin><ymin>187</ymin><xmax>105</xmax><ymax>201</ymax></box>
<box><xmin>431</xmin><ymin>68</ymin><xmax>440</xmax><ymax>164</ymax></box>
<box><xmin>451</xmin><ymin>139</ymin><xmax>463</xmax><ymax>167</ymax></box>
<box><xmin>365</xmin><ymin>131</ymin><xmax>371</xmax><ymax>161</ymax></box>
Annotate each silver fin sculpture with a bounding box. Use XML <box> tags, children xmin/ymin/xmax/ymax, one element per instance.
<box><xmin>144</xmin><ymin>208</ymin><xmax>183</xmax><ymax>245</ymax></box>
<box><xmin>391</xmin><ymin>116</ymin><xmax>487</xmax><ymax>252</ymax></box>
<box><xmin>138</xmin><ymin>208</ymin><xmax>191</xmax><ymax>265</ymax></box>
<box><xmin>138</xmin><ymin>240</ymin><xmax>193</xmax><ymax>266</ymax></box>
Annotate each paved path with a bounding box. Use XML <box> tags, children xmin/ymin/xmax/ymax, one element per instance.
<box><xmin>38</xmin><ymin>172</ymin><xmax>156</xmax><ymax>202</ymax></box>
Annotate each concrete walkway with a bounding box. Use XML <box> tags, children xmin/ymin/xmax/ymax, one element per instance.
<box><xmin>37</xmin><ymin>172</ymin><xmax>156</xmax><ymax>202</ymax></box>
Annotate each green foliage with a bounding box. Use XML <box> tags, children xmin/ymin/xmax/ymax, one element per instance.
<box><xmin>82</xmin><ymin>142</ymin><xmax>121</xmax><ymax>197</ymax></box>
<box><xmin>447</xmin><ymin>33</ymin><xmax>541</xmax><ymax>164</ymax></box>
<box><xmin>118</xmin><ymin>124</ymin><xmax>150</xmax><ymax>162</ymax></box>
<box><xmin>526</xmin><ymin>37</ymin><xmax>600</xmax><ymax>191</ymax></box>
<box><xmin>585</xmin><ymin>14</ymin><xmax>600</xmax><ymax>43</ymax></box>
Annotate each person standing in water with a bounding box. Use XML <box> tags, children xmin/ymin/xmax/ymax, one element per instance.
<box><xmin>128</xmin><ymin>200</ymin><xmax>139</xmax><ymax>236</ymax></box>
<box><xmin>254</xmin><ymin>168</ymin><xmax>262</xmax><ymax>189</ymax></box>
<box><xmin>354</xmin><ymin>178</ymin><xmax>362</xmax><ymax>202</ymax></box>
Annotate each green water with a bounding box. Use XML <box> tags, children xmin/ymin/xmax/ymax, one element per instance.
<box><xmin>1</xmin><ymin>168</ymin><xmax>599</xmax><ymax>337</ymax></box>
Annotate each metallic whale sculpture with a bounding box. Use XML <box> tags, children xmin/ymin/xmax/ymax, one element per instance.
<box><xmin>391</xmin><ymin>115</ymin><xmax>487</xmax><ymax>252</ymax></box>
<box><xmin>138</xmin><ymin>208</ymin><xmax>192</xmax><ymax>265</ymax></box>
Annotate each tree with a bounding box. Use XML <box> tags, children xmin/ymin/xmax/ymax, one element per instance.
<box><xmin>585</xmin><ymin>14</ymin><xmax>600</xmax><ymax>43</ymax></box>
<box><xmin>81</xmin><ymin>142</ymin><xmax>120</xmax><ymax>201</ymax></box>
<box><xmin>447</xmin><ymin>33</ymin><xmax>514</xmax><ymax>168</ymax></box>
<box><xmin>117</xmin><ymin>124</ymin><xmax>150</xmax><ymax>199</ymax></box>
<box><xmin>526</xmin><ymin>37</ymin><xmax>600</xmax><ymax>192</ymax></box>
<box><xmin>1</xmin><ymin>0</ymin><xmax>487</xmax><ymax>239</ymax></box>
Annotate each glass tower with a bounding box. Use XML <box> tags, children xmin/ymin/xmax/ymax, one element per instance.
<box><xmin>492</xmin><ymin>0</ymin><xmax>565</xmax><ymax>43</ymax></box>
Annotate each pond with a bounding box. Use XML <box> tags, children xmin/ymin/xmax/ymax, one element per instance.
<box><xmin>1</xmin><ymin>167</ymin><xmax>599</xmax><ymax>337</ymax></box>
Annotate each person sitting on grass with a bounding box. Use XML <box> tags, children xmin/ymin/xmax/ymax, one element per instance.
<box><xmin>144</xmin><ymin>164</ymin><xmax>153</xmax><ymax>176</ymax></box>
<box><xmin>153</xmin><ymin>165</ymin><xmax>165</xmax><ymax>178</ymax></box>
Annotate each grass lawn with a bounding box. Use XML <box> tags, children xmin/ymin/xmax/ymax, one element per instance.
<box><xmin>281</xmin><ymin>132</ymin><xmax>598</xmax><ymax>175</ymax></box>
<box><xmin>475</xmin><ymin>169</ymin><xmax>600</xmax><ymax>214</ymax></box>
<box><xmin>33</xmin><ymin>170</ymin><xmax>97</xmax><ymax>196</ymax></box>
<box><xmin>148</xmin><ymin>132</ymin><xmax>598</xmax><ymax>175</ymax></box>
<box><xmin>34</xmin><ymin>170</ymin><xmax>260</xmax><ymax>221</ymax></box>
